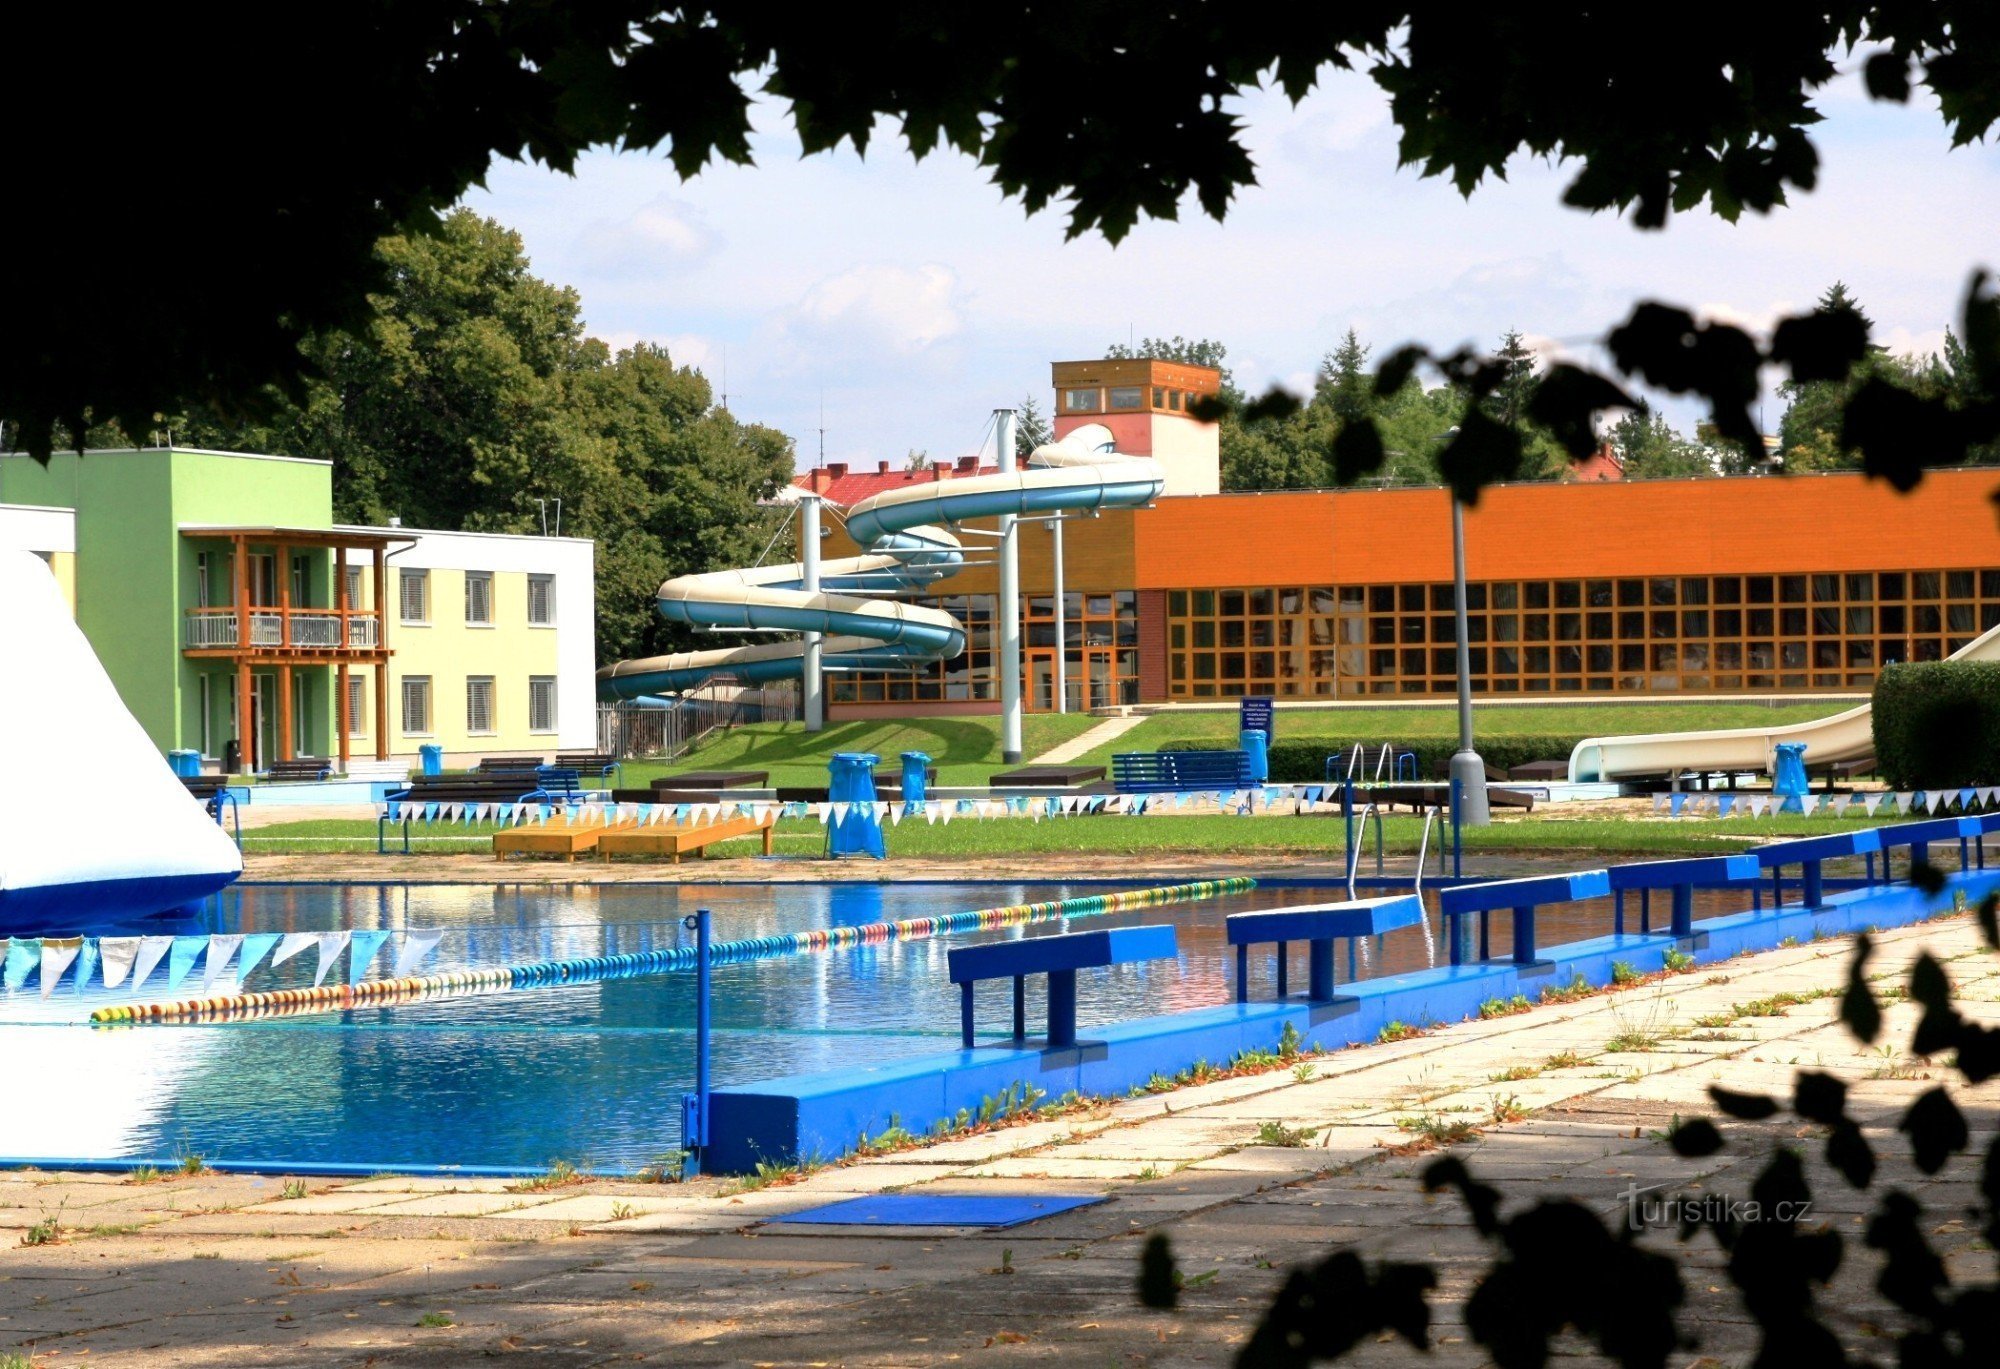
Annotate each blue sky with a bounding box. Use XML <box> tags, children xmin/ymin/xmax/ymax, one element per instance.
<box><xmin>466</xmin><ymin>54</ymin><xmax>1997</xmax><ymax>469</ymax></box>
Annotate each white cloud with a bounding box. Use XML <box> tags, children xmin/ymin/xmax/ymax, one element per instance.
<box><xmin>573</xmin><ymin>196</ymin><xmax>719</xmax><ymax>273</ymax></box>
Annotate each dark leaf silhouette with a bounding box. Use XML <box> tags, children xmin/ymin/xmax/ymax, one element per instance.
<box><xmin>1422</xmin><ymin>1155</ymin><xmax>1501</xmax><ymax>1236</ymax></box>
<box><xmin>1977</xmin><ymin>893</ymin><xmax>1999</xmax><ymax>949</ymax></box>
<box><xmin>1330</xmin><ymin>419</ymin><xmax>1388</xmax><ymax>486</ymax></box>
<box><xmin>1436</xmin><ymin>409</ymin><xmax>1523</xmax><ymax>506</ymax></box>
<box><xmin>1137</xmin><ymin>1231</ymin><xmax>1178</xmax><ymax>1310</ymax></box>
<box><xmin>1826</xmin><ymin>1120</ymin><xmax>1878</xmax><ymax>1189</ymax></box>
<box><xmin>1769</xmin><ymin>307</ymin><xmax>1872</xmax><ymax>383</ymax></box>
<box><xmin>1526</xmin><ymin>364</ymin><xmax>1634</xmax><ymax>459</ymax></box>
<box><xmin>1793</xmin><ymin>1072</ymin><xmax>1848</xmax><ymax>1126</ymax></box>
<box><xmin>1840</xmin><ymin>933</ymin><xmax>1881</xmax><ymax>1044</ymax></box>
<box><xmin>1372</xmin><ymin>345</ymin><xmax>1426</xmax><ymax>400</ymax></box>
<box><xmin>1897</xmin><ymin>1088</ymin><xmax>1968</xmax><ymax>1175</ymax></box>
<box><xmin>1240</xmin><ymin>387</ymin><xmax>1303</xmax><ymax>425</ymax></box>
<box><xmin>1864</xmin><ymin>51</ymin><xmax>1912</xmax><ymax>102</ymax></box>
<box><xmin>1709</xmin><ymin>1086</ymin><xmax>1781</xmax><ymax>1120</ymax></box>
<box><xmin>1669</xmin><ymin>1118</ymin><xmax>1725</xmax><ymax>1157</ymax></box>
<box><xmin>1908</xmin><ymin>859</ymin><xmax>1948</xmax><ymax>897</ymax></box>
<box><xmin>1237</xmin><ymin>1250</ymin><xmax>1435</xmax><ymax>1367</ymax></box>
<box><xmin>1863</xmin><ymin>1191</ymin><xmax>1948</xmax><ymax>1321</ymax></box>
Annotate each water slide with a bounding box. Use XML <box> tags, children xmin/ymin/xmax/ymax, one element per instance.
<box><xmin>0</xmin><ymin>550</ymin><xmax>242</xmax><ymax>935</ymax></box>
<box><xmin>1567</xmin><ymin>620</ymin><xmax>2000</xmax><ymax>782</ymax></box>
<box><xmin>597</xmin><ymin>425</ymin><xmax>1166</xmax><ymax>699</ymax></box>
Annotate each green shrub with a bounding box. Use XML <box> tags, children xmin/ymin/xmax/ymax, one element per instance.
<box><xmin>1871</xmin><ymin>660</ymin><xmax>2000</xmax><ymax>789</ymax></box>
<box><xmin>1154</xmin><ymin>736</ymin><xmax>1582</xmax><ymax>783</ymax></box>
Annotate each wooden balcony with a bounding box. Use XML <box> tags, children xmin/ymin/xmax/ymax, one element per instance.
<box><xmin>182</xmin><ymin>607</ymin><xmax>385</xmax><ymax>658</ymax></box>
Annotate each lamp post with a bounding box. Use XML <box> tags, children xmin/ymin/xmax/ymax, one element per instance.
<box><xmin>1048</xmin><ymin>515</ymin><xmax>1067</xmax><ymax>713</ymax></box>
<box><xmin>1447</xmin><ymin>491</ymin><xmax>1490</xmax><ymax>825</ymax></box>
<box><xmin>996</xmin><ymin>408</ymin><xmax>1023</xmax><ymax>762</ymax></box>
<box><xmin>800</xmin><ymin>493</ymin><xmax>823</xmax><ymax>733</ymax></box>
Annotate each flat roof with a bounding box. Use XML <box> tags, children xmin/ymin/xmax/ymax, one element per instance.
<box><xmin>177</xmin><ymin>524</ymin><xmax>412</xmax><ymax>549</ymax></box>
<box><xmin>3</xmin><ymin>446</ymin><xmax>332</xmax><ymax>467</ymax></box>
<box><xmin>334</xmin><ymin>523</ymin><xmax>593</xmax><ymax>546</ymax></box>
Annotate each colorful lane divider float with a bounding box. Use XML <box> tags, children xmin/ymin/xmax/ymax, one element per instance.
<box><xmin>4</xmin><ymin>929</ymin><xmax>443</xmax><ymax>1002</ymax></box>
<box><xmin>1652</xmin><ymin>786</ymin><xmax>2000</xmax><ymax>819</ymax></box>
<box><xmin>92</xmin><ymin>878</ymin><xmax>1256</xmax><ymax>1026</ymax></box>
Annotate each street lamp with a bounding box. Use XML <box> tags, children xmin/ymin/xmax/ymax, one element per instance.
<box><xmin>1448</xmin><ymin>489</ymin><xmax>1490</xmax><ymax>825</ymax></box>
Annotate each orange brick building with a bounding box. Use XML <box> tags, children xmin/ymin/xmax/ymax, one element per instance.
<box><xmin>797</xmin><ymin>360</ymin><xmax>2000</xmax><ymax>716</ymax></box>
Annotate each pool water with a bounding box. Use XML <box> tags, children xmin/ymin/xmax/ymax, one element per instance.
<box><xmin>0</xmin><ymin>878</ymin><xmax>1660</xmax><ymax>1172</ymax></box>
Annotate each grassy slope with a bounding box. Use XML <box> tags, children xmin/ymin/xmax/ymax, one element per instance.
<box><xmin>623</xmin><ymin>715</ymin><xmax>1102</xmax><ymax>788</ymax></box>
<box><xmin>250</xmin><ymin>810</ymin><xmax>1900</xmax><ymax>859</ymax></box>
<box><xmin>1068</xmin><ymin>703</ymin><xmax>1844</xmax><ymax>771</ymax></box>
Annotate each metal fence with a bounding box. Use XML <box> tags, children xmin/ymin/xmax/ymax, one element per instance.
<box><xmin>595</xmin><ymin>685</ymin><xmax>800</xmax><ymax>760</ymax></box>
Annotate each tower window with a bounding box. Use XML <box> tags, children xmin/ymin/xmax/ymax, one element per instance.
<box><xmin>1062</xmin><ymin>388</ymin><xmax>1100</xmax><ymax>413</ymax></box>
<box><xmin>1107</xmin><ymin>386</ymin><xmax>1143</xmax><ymax>410</ymax></box>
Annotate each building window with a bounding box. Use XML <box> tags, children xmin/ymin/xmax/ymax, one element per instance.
<box><xmin>195</xmin><ymin>551</ymin><xmax>214</xmax><ymax>608</ymax></box>
<box><xmin>1107</xmin><ymin>386</ymin><xmax>1144</xmax><ymax>411</ymax></box>
<box><xmin>346</xmin><ymin>674</ymin><xmax>367</xmax><ymax>737</ymax></box>
<box><xmin>465</xmin><ymin>571</ymin><xmax>493</xmax><ymax>626</ymax></box>
<box><xmin>529</xmin><ymin>676</ymin><xmax>557</xmax><ymax>733</ymax></box>
<box><xmin>466</xmin><ymin>676</ymin><xmax>495</xmax><ymax>734</ymax></box>
<box><xmin>344</xmin><ymin>564</ymin><xmax>364</xmax><ymax>609</ymax></box>
<box><xmin>527</xmin><ymin>574</ymin><xmax>555</xmax><ymax>626</ymax></box>
<box><xmin>401</xmin><ymin>676</ymin><xmax>431</xmax><ymax>735</ymax></box>
<box><xmin>1061</xmin><ymin>388</ymin><xmax>1100</xmax><ymax>413</ymax></box>
<box><xmin>399</xmin><ymin>569</ymin><xmax>429</xmax><ymax>624</ymax></box>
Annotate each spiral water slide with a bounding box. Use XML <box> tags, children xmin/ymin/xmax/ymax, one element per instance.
<box><xmin>1567</xmin><ymin>620</ymin><xmax>2000</xmax><ymax>782</ymax></box>
<box><xmin>596</xmin><ymin>425</ymin><xmax>1166</xmax><ymax>699</ymax></box>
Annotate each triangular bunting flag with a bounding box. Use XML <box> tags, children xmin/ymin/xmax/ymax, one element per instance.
<box><xmin>1715</xmin><ymin>794</ymin><xmax>1737</xmax><ymax>818</ymax></box>
<box><xmin>98</xmin><ymin>936</ymin><xmax>141</xmax><ymax>989</ymax></box>
<box><xmin>1668</xmin><ymin>793</ymin><xmax>1686</xmax><ymax>817</ymax></box>
<box><xmin>164</xmin><ymin>935</ymin><xmax>208</xmax><ymax>992</ymax></box>
<box><xmin>1862</xmin><ymin>794</ymin><xmax>1883</xmax><ymax>816</ymax></box>
<box><xmin>1749</xmin><ymin>797</ymin><xmax>1771</xmax><ymax>818</ymax></box>
<box><xmin>392</xmin><ymin>928</ymin><xmax>444</xmax><ymax>978</ymax></box>
<box><xmin>202</xmin><ymin>934</ymin><xmax>244</xmax><ymax>991</ymax></box>
<box><xmin>39</xmin><ymin>937</ymin><xmax>83</xmax><ymax>998</ymax></box>
<box><xmin>130</xmin><ymin>936</ymin><xmax>174</xmax><ymax>992</ymax></box>
<box><xmin>2</xmin><ymin>938</ymin><xmax>35</xmax><ymax>990</ymax></box>
<box><xmin>1892</xmin><ymin>792</ymin><xmax>1914</xmax><ymax>814</ymax></box>
<box><xmin>1830</xmin><ymin>795</ymin><xmax>1852</xmax><ymax>816</ymax></box>
<box><xmin>272</xmin><ymin>931</ymin><xmax>317</xmax><ymax>967</ymax></box>
<box><xmin>74</xmin><ymin>939</ymin><xmax>99</xmax><ymax>993</ymax></box>
<box><xmin>237</xmin><ymin>933</ymin><xmax>282</xmax><ymax>985</ymax></box>
<box><xmin>1928</xmin><ymin>790</ymin><xmax>1947</xmax><ymax>814</ymax></box>
<box><xmin>347</xmin><ymin>930</ymin><xmax>391</xmax><ymax>986</ymax></box>
<box><xmin>1799</xmin><ymin>794</ymin><xmax>1819</xmax><ymax>816</ymax></box>
<box><xmin>313</xmin><ymin>931</ymin><xmax>351</xmax><ymax>987</ymax></box>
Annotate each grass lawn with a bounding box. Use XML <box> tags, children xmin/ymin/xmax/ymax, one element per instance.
<box><xmin>624</xmin><ymin>714</ymin><xmax>1102</xmax><ymax>789</ymax></box>
<box><xmin>246</xmin><ymin>809</ymin><xmax>1906</xmax><ymax>860</ymax></box>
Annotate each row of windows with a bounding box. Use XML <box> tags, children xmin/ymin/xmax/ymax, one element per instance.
<box><xmin>831</xmin><ymin>592</ymin><xmax>1142</xmax><ymax>706</ymax></box>
<box><xmin>1166</xmin><ymin>570</ymin><xmax>2000</xmax><ymax>697</ymax></box>
<box><xmin>387</xmin><ymin>675</ymin><xmax>558</xmax><ymax>737</ymax></box>
<box><xmin>395</xmin><ymin>569</ymin><xmax>556</xmax><ymax>627</ymax></box>
<box><xmin>1059</xmin><ymin>385</ymin><xmax>1202</xmax><ymax>415</ymax></box>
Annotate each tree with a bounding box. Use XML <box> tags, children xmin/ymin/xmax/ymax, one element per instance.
<box><xmin>1611</xmin><ymin>406</ymin><xmax>1715</xmax><ymax>480</ymax></box>
<box><xmin>12</xmin><ymin>8</ymin><xmax>1999</xmax><ymax>493</ymax></box>
<box><xmin>907</xmin><ymin>449</ymin><xmax>934</xmax><ymax>471</ymax></box>
<box><xmin>1014</xmin><ymin>396</ymin><xmax>1051</xmax><ymax>459</ymax></box>
<box><xmin>179</xmin><ymin>209</ymin><xmax>793</xmax><ymax>665</ymax></box>
<box><xmin>1104</xmin><ymin>337</ymin><xmax>1239</xmax><ymax>400</ymax></box>
<box><xmin>1319</xmin><ymin>331</ymin><xmax>1375</xmax><ymax>427</ymax></box>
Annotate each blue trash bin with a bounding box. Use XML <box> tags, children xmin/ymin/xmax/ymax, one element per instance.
<box><xmin>419</xmin><ymin>743</ymin><xmax>444</xmax><ymax>777</ymax></box>
<box><xmin>1773</xmin><ymin>741</ymin><xmax>1809</xmax><ymax>814</ymax></box>
<box><xmin>168</xmin><ymin>749</ymin><xmax>201</xmax><ymax>778</ymax></box>
<box><xmin>900</xmin><ymin>751</ymin><xmax>931</xmax><ymax>806</ymax></box>
<box><xmin>826</xmin><ymin>752</ymin><xmax>884</xmax><ymax>859</ymax></box>
<box><xmin>1240</xmin><ymin>729</ymin><xmax>1269</xmax><ymax>786</ymax></box>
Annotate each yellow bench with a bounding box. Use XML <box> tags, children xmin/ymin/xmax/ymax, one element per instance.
<box><xmin>597</xmin><ymin>811</ymin><xmax>777</xmax><ymax>863</ymax></box>
<box><xmin>493</xmin><ymin>816</ymin><xmax>639</xmax><ymax>861</ymax></box>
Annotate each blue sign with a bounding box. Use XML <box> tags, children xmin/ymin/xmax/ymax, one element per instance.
<box><xmin>1240</xmin><ymin>695</ymin><xmax>1274</xmax><ymax>740</ymax></box>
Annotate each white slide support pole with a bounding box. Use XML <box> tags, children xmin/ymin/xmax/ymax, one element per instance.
<box><xmin>1051</xmin><ymin>516</ymin><xmax>1067</xmax><ymax>714</ymax></box>
<box><xmin>996</xmin><ymin>408</ymin><xmax>1023</xmax><ymax>762</ymax></box>
<box><xmin>801</xmin><ymin>495</ymin><xmax>824</xmax><ymax>732</ymax></box>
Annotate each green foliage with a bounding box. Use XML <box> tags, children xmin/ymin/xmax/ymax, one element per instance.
<box><xmin>1163</xmin><ymin>734</ymin><xmax>1584</xmax><ymax>782</ymax></box>
<box><xmin>177</xmin><ymin>209</ymin><xmax>793</xmax><ymax>666</ymax></box>
<box><xmin>1871</xmin><ymin>660</ymin><xmax>2000</xmax><ymax>789</ymax></box>
<box><xmin>1609</xmin><ymin>405</ymin><xmax>1715</xmax><ymax>479</ymax></box>
<box><xmin>1253</xmin><ymin>1121</ymin><xmax>1318</xmax><ymax>1148</ymax></box>
<box><xmin>1479</xmin><ymin>994</ymin><xmax>1532</xmax><ymax>1019</ymax></box>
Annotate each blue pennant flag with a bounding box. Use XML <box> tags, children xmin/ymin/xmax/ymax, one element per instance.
<box><xmin>348</xmin><ymin>930</ymin><xmax>392</xmax><ymax>985</ymax></box>
<box><xmin>236</xmin><ymin>933</ymin><xmax>283</xmax><ymax>984</ymax></box>
<box><xmin>164</xmin><ymin>935</ymin><xmax>209</xmax><ymax>992</ymax></box>
<box><xmin>75</xmin><ymin>939</ymin><xmax>100</xmax><ymax>993</ymax></box>
<box><xmin>1668</xmin><ymin>793</ymin><xmax>1687</xmax><ymax>817</ymax></box>
<box><xmin>3</xmin><ymin>938</ymin><xmax>37</xmax><ymax>991</ymax></box>
<box><xmin>1716</xmin><ymin>794</ymin><xmax>1737</xmax><ymax>818</ymax></box>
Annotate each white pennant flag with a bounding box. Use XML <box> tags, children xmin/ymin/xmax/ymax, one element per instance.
<box><xmin>1749</xmin><ymin>796</ymin><xmax>1771</xmax><ymax>817</ymax></box>
<box><xmin>1892</xmin><ymin>792</ymin><xmax>1914</xmax><ymax>814</ymax></box>
<box><xmin>203</xmin><ymin>934</ymin><xmax>244</xmax><ymax>991</ymax></box>
<box><xmin>1830</xmin><ymin>794</ymin><xmax>1852</xmax><ymax>816</ymax></box>
<box><xmin>1799</xmin><ymin>794</ymin><xmax>1819</xmax><ymax>816</ymax></box>
<box><xmin>392</xmin><ymin>928</ymin><xmax>444</xmax><ymax>978</ymax></box>
<box><xmin>889</xmin><ymin>804</ymin><xmax>903</xmax><ymax>826</ymax></box>
<box><xmin>98</xmin><ymin>937</ymin><xmax>142</xmax><ymax>989</ymax></box>
<box><xmin>39</xmin><ymin>938</ymin><xmax>83</xmax><ymax>997</ymax></box>
<box><xmin>1981</xmin><ymin>787</ymin><xmax>1999</xmax><ymax>809</ymax></box>
<box><xmin>941</xmin><ymin>802</ymin><xmax>956</xmax><ymax>825</ymax></box>
<box><xmin>1929</xmin><ymin>790</ymin><xmax>1947</xmax><ymax>813</ymax></box>
<box><xmin>875</xmin><ymin>802</ymin><xmax>890</xmax><ymax>821</ymax></box>
<box><xmin>272</xmin><ymin>931</ymin><xmax>317</xmax><ymax>967</ymax></box>
<box><xmin>313</xmin><ymin>932</ymin><xmax>351</xmax><ymax>988</ymax></box>
<box><xmin>925</xmin><ymin>801</ymin><xmax>940</xmax><ymax>825</ymax></box>
<box><xmin>814</xmin><ymin>803</ymin><xmax>831</xmax><ymax>825</ymax></box>
<box><xmin>130</xmin><ymin>936</ymin><xmax>174</xmax><ymax>992</ymax></box>
<box><xmin>1862</xmin><ymin>794</ymin><xmax>1883</xmax><ymax>816</ymax></box>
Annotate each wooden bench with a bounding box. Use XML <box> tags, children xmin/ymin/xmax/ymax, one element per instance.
<box><xmin>556</xmin><ymin>752</ymin><xmax>622</xmax><ymax>780</ymax></box>
<box><xmin>1225</xmin><ymin>895</ymin><xmax>1424</xmax><ymax>1002</ymax></box>
<box><xmin>265</xmin><ymin>758</ymin><xmax>331</xmax><ymax>781</ymax></box>
<box><xmin>989</xmin><ymin>765</ymin><xmax>1107</xmax><ymax>788</ymax></box>
<box><xmin>947</xmin><ymin>925</ymin><xmax>1178</xmax><ymax>1049</ymax></box>
<box><xmin>1508</xmin><ymin>760</ymin><xmax>1570</xmax><ymax>782</ymax></box>
<box><xmin>476</xmin><ymin>756</ymin><xmax>549</xmax><ymax>773</ymax></box>
<box><xmin>1751</xmin><ymin>828</ymin><xmax>1882</xmax><ymax>910</ymax></box>
<box><xmin>597</xmin><ymin>810</ymin><xmax>777</xmax><ymax>863</ymax></box>
<box><xmin>1606</xmin><ymin>854</ymin><xmax>1761</xmax><ymax>937</ymax></box>
<box><xmin>1436</xmin><ymin>870</ymin><xmax>1611</xmax><ymax>966</ymax></box>
<box><xmin>652</xmin><ymin>771</ymin><xmax>770</xmax><ymax>790</ymax></box>
<box><xmin>379</xmin><ymin>773</ymin><xmax>554</xmax><ymax>853</ymax></box>
<box><xmin>1111</xmin><ymin>750</ymin><xmax>1254</xmax><ymax>794</ymax></box>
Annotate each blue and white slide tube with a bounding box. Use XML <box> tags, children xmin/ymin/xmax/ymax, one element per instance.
<box><xmin>0</xmin><ymin>551</ymin><xmax>242</xmax><ymax>934</ymax></box>
<box><xmin>596</xmin><ymin>425</ymin><xmax>1166</xmax><ymax>699</ymax></box>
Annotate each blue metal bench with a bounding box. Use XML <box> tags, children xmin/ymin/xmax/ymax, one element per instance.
<box><xmin>947</xmin><ymin>925</ymin><xmax>1178</xmax><ymax>1049</ymax></box>
<box><xmin>1874</xmin><ymin>816</ymin><xmax>1982</xmax><ymax>875</ymax></box>
<box><xmin>1752</xmin><ymin>828</ymin><xmax>1882</xmax><ymax>910</ymax></box>
<box><xmin>1607</xmin><ymin>854</ymin><xmax>1761</xmax><ymax>938</ymax></box>
<box><xmin>1436</xmin><ymin>870</ymin><xmax>1612</xmax><ymax>966</ymax></box>
<box><xmin>536</xmin><ymin>766</ymin><xmax>585</xmax><ymax>800</ymax></box>
<box><xmin>1225</xmin><ymin>895</ymin><xmax>1425</xmax><ymax>1002</ymax></box>
<box><xmin>1111</xmin><ymin>750</ymin><xmax>1254</xmax><ymax>794</ymax></box>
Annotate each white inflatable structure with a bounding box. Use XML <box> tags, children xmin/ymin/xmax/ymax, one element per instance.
<box><xmin>0</xmin><ymin>550</ymin><xmax>241</xmax><ymax>933</ymax></box>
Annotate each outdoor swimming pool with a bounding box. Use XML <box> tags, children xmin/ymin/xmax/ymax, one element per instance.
<box><xmin>0</xmin><ymin>877</ymin><xmax>1658</xmax><ymax>1172</ymax></box>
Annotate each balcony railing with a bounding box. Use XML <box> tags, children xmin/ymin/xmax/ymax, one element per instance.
<box><xmin>183</xmin><ymin>608</ymin><xmax>382</xmax><ymax>652</ymax></box>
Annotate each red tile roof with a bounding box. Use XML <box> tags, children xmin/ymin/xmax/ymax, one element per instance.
<box><xmin>791</xmin><ymin>457</ymin><xmax>1001</xmax><ymax>506</ymax></box>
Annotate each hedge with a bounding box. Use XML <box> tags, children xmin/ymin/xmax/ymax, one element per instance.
<box><xmin>1871</xmin><ymin>661</ymin><xmax>2000</xmax><ymax>790</ymax></box>
<box><xmin>1150</xmin><ymin>736</ymin><xmax>1581</xmax><ymax>783</ymax></box>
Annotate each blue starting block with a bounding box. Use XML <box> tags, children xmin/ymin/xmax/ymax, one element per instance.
<box><xmin>948</xmin><ymin>925</ymin><xmax>1179</xmax><ymax>1050</ymax></box>
<box><xmin>1436</xmin><ymin>870</ymin><xmax>1611</xmax><ymax>966</ymax></box>
<box><xmin>1224</xmin><ymin>895</ymin><xmax>1425</xmax><ymax>1003</ymax></box>
<box><xmin>1753</xmin><ymin>828</ymin><xmax>1882</xmax><ymax>910</ymax></box>
<box><xmin>1607</xmin><ymin>854</ymin><xmax>1762</xmax><ymax>938</ymax></box>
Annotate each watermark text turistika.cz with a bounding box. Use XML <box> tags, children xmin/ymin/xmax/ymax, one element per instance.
<box><xmin>1623</xmin><ymin>1182</ymin><xmax>1811</xmax><ymax>1231</ymax></box>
